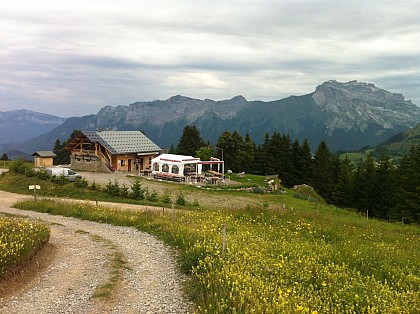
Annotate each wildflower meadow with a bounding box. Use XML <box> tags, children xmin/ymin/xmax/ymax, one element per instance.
<box><xmin>14</xmin><ymin>199</ymin><xmax>419</xmax><ymax>313</ymax></box>
<box><xmin>0</xmin><ymin>217</ymin><xmax>50</xmax><ymax>278</ymax></box>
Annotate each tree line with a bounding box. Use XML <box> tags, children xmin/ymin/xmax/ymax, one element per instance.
<box><xmin>173</xmin><ymin>125</ymin><xmax>420</xmax><ymax>223</ymax></box>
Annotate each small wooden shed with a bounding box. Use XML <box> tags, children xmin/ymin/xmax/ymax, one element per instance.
<box><xmin>32</xmin><ymin>151</ymin><xmax>56</xmax><ymax>168</ymax></box>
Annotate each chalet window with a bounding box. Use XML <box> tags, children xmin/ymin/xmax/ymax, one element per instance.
<box><xmin>120</xmin><ymin>160</ymin><xmax>125</xmax><ymax>166</ymax></box>
<box><xmin>153</xmin><ymin>162</ymin><xmax>159</xmax><ymax>171</ymax></box>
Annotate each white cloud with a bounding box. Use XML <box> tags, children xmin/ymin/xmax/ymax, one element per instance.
<box><xmin>0</xmin><ymin>0</ymin><xmax>419</xmax><ymax>117</ymax></box>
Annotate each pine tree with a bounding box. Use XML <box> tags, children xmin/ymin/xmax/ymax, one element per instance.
<box><xmin>331</xmin><ymin>156</ymin><xmax>354</xmax><ymax>207</ymax></box>
<box><xmin>216</xmin><ymin>131</ymin><xmax>246</xmax><ymax>173</ymax></box>
<box><xmin>374</xmin><ymin>152</ymin><xmax>396</xmax><ymax>219</ymax></box>
<box><xmin>242</xmin><ymin>134</ymin><xmax>256</xmax><ymax>173</ymax></box>
<box><xmin>311</xmin><ymin>140</ymin><xmax>334</xmax><ymax>202</ymax></box>
<box><xmin>394</xmin><ymin>145</ymin><xmax>420</xmax><ymax>223</ymax></box>
<box><xmin>301</xmin><ymin>139</ymin><xmax>313</xmax><ymax>184</ymax></box>
<box><xmin>176</xmin><ymin>125</ymin><xmax>205</xmax><ymax>156</ymax></box>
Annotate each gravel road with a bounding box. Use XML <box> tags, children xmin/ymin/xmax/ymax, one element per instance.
<box><xmin>0</xmin><ymin>190</ymin><xmax>193</xmax><ymax>313</ymax></box>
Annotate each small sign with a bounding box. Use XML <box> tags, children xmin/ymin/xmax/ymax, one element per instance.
<box><xmin>29</xmin><ymin>185</ymin><xmax>41</xmax><ymax>190</ymax></box>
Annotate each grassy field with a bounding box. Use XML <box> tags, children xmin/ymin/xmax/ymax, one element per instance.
<box><xmin>1</xmin><ymin>170</ymin><xmax>419</xmax><ymax>312</ymax></box>
<box><xmin>12</xmin><ymin>196</ymin><xmax>420</xmax><ymax>313</ymax></box>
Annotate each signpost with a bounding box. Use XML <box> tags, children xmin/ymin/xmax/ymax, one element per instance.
<box><xmin>29</xmin><ymin>185</ymin><xmax>41</xmax><ymax>201</ymax></box>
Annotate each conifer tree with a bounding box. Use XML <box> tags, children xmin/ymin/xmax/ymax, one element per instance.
<box><xmin>176</xmin><ymin>125</ymin><xmax>205</xmax><ymax>156</ymax></box>
<box><xmin>331</xmin><ymin>156</ymin><xmax>354</xmax><ymax>207</ymax></box>
<box><xmin>242</xmin><ymin>133</ymin><xmax>256</xmax><ymax>173</ymax></box>
<box><xmin>394</xmin><ymin>145</ymin><xmax>420</xmax><ymax>223</ymax></box>
<box><xmin>311</xmin><ymin>140</ymin><xmax>334</xmax><ymax>202</ymax></box>
<box><xmin>216</xmin><ymin>131</ymin><xmax>247</xmax><ymax>173</ymax></box>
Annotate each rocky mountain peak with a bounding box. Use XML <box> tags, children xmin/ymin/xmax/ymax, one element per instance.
<box><xmin>310</xmin><ymin>80</ymin><xmax>420</xmax><ymax>134</ymax></box>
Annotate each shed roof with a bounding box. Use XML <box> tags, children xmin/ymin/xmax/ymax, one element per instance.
<box><xmin>31</xmin><ymin>151</ymin><xmax>57</xmax><ymax>158</ymax></box>
<box><xmin>83</xmin><ymin>131</ymin><xmax>161</xmax><ymax>154</ymax></box>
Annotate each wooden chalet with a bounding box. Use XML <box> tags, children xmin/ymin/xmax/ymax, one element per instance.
<box><xmin>65</xmin><ymin>131</ymin><xmax>161</xmax><ymax>173</ymax></box>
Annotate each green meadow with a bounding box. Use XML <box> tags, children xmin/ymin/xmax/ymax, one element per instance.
<box><xmin>2</xmin><ymin>169</ymin><xmax>418</xmax><ymax>314</ymax></box>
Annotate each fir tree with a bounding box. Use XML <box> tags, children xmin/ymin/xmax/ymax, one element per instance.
<box><xmin>176</xmin><ymin>125</ymin><xmax>205</xmax><ymax>156</ymax></box>
<box><xmin>331</xmin><ymin>156</ymin><xmax>354</xmax><ymax>207</ymax></box>
<box><xmin>311</xmin><ymin>140</ymin><xmax>334</xmax><ymax>202</ymax></box>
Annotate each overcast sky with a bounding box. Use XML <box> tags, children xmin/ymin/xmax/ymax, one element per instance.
<box><xmin>1</xmin><ymin>0</ymin><xmax>419</xmax><ymax>117</ymax></box>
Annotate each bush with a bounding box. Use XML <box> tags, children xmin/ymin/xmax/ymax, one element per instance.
<box><xmin>105</xmin><ymin>179</ymin><xmax>121</xmax><ymax>196</ymax></box>
<box><xmin>9</xmin><ymin>159</ymin><xmax>30</xmax><ymax>175</ymax></box>
<box><xmin>175</xmin><ymin>193</ymin><xmax>187</xmax><ymax>206</ymax></box>
<box><xmin>162</xmin><ymin>192</ymin><xmax>172</xmax><ymax>204</ymax></box>
<box><xmin>146</xmin><ymin>190</ymin><xmax>158</xmax><ymax>202</ymax></box>
<box><xmin>35</xmin><ymin>170</ymin><xmax>50</xmax><ymax>181</ymax></box>
<box><xmin>90</xmin><ymin>180</ymin><xmax>98</xmax><ymax>190</ymax></box>
<box><xmin>51</xmin><ymin>174</ymin><xmax>69</xmax><ymax>185</ymax></box>
<box><xmin>74</xmin><ymin>177</ymin><xmax>89</xmax><ymax>188</ymax></box>
<box><xmin>252</xmin><ymin>186</ymin><xmax>266</xmax><ymax>194</ymax></box>
<box><xmin>120</xmin><ymin>183</ymin><xmax>130</xmax><ymax>198</ymax></box>
<box><xmin>130</xmin><ymin>178</ymin><xmax>145</xmax><ymax>200</ymax></box>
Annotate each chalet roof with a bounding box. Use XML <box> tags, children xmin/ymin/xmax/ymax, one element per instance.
<box><xmin>82</xmin><ymin>131</ymin><xmax>161</xmax><ymax>154</ymax></box>
<box><xmin>31</xmin><ymin>151</ymin><xmax>57</xmax><ymax>158</ymax></box>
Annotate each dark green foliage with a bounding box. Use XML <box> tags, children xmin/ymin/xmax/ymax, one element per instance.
<box><xmin>162</xmin><ymin>192</ymin><xmax>172</xmax><ymax>204</ymax></box>
<box><xmin>0</xmin><ymin>153</ymin><xmax>9</xmax><ymax>161</ymax></box>
<box><xmin>392</xmin><ymin>144</ymin><xmax>420</xmax><ymax>223</ymax></box>
<box><xmin>195</xmin><ymin>146</ymin><xmax>213</xmax><ymax>161</ymax></box>
<box><xmin>9</xmin><ymin>158</ymin><xmax>31</xmax><ymax>174</ymax></box>
<box><xmin>130</xmin><ymin>178</ymin><xmax>146</xmax><ymax>200</ymax></box>
<box><xmin>90</xmin><ymin>180</ymin><xmax>98</xmax><ymax>190</ymax></box>
<box><xmin>176</xmin><ymin>125</ymin><xmax>206</xmax><ymax>156</ymax></box>
<box><xmin>310</xmin><ymin>141</ymin><xmax>335</xmax><ymax>201</ymax></box>
<box><xmin>106</xmin><ymin>179</ymin><xmax>121</xmax><ymax>196</ymax></box>
<box><xmin>51</xmin><ymin>174</ymin><xmax>69</xmax><ymax>185</ymax></box>
<box><xmin>74</xmin><ymin>177</ymin><xmax>89</xmax><ymax>188</ymax></box>
<box><xmin>120</xmin><ymin>183</ymin><xmax>130</xmax><ymax>198</ymax></box>
<box><xmin>216</xmin><ymin>131</ymin><xmax>250</xmax><ymax>173</ymax></box>
<box><xmin>53</xmin><ymin>129</ymin><xmax>82</xmax><ymax>165</ymax></box>
<box><xmin>175</xmin><ymin>193</ymin><xmax>186</xmax><ymax>206</ymax></box>
<box><xmin>146</xmin><ymin>190</ymin><xmax>158</xmax><ymax>202</ymax></box>
<box><xmin>331</xmin><ymin>156</ymin><xmax>354</xmax><ymax>207</ymax></box>
<box><xmin>35</xmin><ymin>169</ymin><xmax>51</xmax><ymax>181</ymax></box>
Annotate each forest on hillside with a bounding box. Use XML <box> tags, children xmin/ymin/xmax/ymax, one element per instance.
<box><xmin>174</xmin><ymin>126</ymin><xmax>420</xmax><ymax>224</ymax></box>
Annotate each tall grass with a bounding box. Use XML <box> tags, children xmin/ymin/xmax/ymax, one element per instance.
<box><xmin>14</xmin><ymin>199</ymin><xmax>420</xmax><ymax>313</ymax></box>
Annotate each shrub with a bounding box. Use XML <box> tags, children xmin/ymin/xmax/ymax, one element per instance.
<box><xmin>90</xmin><ymin>180</ymin><xmax>98</xmax><ymax>190</ymax></box>
<box><xmin>175</xmin><ymin>193</ymin><xmax>187</xmax><ymax>206</ymax></box>
<box><xmin>162</xmin><ymin>192</ymin><xmax>172</xmax><ymax>204</ymax></box>
<box><xmin>120</xmin><ymin>183</ymin><xmax>130</xmax><ymax>198</ymax></box>
<box><xmin>9</xmin><ymin>159</ymin><xmax>30</xmax><ymax>175</ymax></box>
<box><xmin>105</xmin><ymin>179</ymin><xmax>121</xmax><ymax>196</ymax></box>
<box><xmin>146</xmin><ymin>189</ymin><xmax>158</xmax><ymax>202</ymax></box>
<box><xmin>130</xmin><ymin>178</ymin><xmax>145</xmax><ymax>200</ymax></box>
<box><xmin>51</xmin><ymin>174</ymin><xmax>69</xmax><ymax>185</ymax></box>
<box><xmin>74</xmin><ymin>177</ymin><xmax>89</xmax><ymax>188</ymax></box>
<box><xmin>35</xmin><ymin>170</ymin><xmax>50</xmax><ymax>181</ymax></box>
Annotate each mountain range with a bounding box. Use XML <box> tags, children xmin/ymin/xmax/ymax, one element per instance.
<box><xmin>0</xmin><ymin>109</ymin><xmax>65</xmax><ymax>145</ymax></box>
<box><xmin>1</xmin><ymin>80</ymin><xmax>419</xmax><ymax>157</ymax></box>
